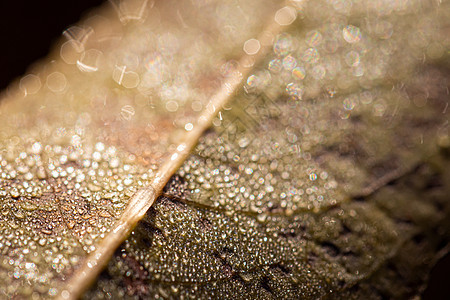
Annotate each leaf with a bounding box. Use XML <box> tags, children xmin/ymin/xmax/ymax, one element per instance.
<box><xmin>0</xmin><ymin>0</ymin><xmax>290</xmax><ymax>298</ymax></box>
<box><xmin>87</xmin><ymin>157</ymin><xmax>450</xmax><ymax>299</ymax></box>
<box><xmin>84</xmin><ymin>0</ymin><xmax>450</xmax><ymax>299</ymax></box>
<box><xmin>0</xmin><ymin>0</ymin><xmax>449</xmax><ymax>299</ymax></box>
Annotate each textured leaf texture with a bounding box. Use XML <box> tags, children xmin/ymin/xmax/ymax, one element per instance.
<box><xmin>0</xmin><ymin>0</ymin><xmax>449</xmax><ymax>299</ymax></box>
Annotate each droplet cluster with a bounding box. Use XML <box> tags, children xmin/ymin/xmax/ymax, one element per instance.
<box><xmin>0</xmin><ymin>0</ymin><xmax>289</xmax><ymax>297</ymax></box>
<box><xmin>245</xmin><ymin>0</ymin><xmax>449</xmax><ymax>103</ymax></box>
<box><xmin>1</xmin><ymin>0</ymin><xmax>449</xmax><ymax>298</ymax></box>
<box><xmin>0</xmin><ymin>137</ymin><xmax>155</xmax><ymax>297</ymax></box>
<box><xmin>87</xmin><ymin>0</ymin><xmax>449</xmax><ymax>298</ymax></box>
<box><xmin>177</xmin><ymin>65</ymin><xmax>448</xmax><ymax>214</ymax></box>
<box><xmin>88</xmin><ymin>153</ymin><xmax>450</xmax><ymax>299</ymax></box>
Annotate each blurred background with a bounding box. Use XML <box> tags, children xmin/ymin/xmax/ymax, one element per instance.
<box><xmin>0</xmin><ymin>0</ymin><xmax>103</xmax><ymax>90</ymax></box>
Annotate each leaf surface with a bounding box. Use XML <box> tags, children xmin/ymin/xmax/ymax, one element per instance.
<box><xmin>0</xmin><ymin>0</ymin><xmax>449</xmax><ymax>299</ymax></box>
<box><xmin>87</xmin><ymin>0</ymin><xmax>450</xmax><ymax>298</ymax></box>
<box><xmin>0</xmin><ymin>0</ymin><xmax>284</xmax><ymax>298</ymax></box>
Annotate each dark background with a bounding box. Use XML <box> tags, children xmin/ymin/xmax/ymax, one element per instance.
<box><xmin>0</xmin><ymin>1</ymin><xmax>448</xmax><ymax>299</ymax></box>
<box><xmin>0</xmin><ymin>0</ymin><xmax>103</xmax><ymax>90</ymax></box>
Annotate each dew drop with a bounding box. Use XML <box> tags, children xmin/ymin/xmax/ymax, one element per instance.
<box><xmin>62</xmin><ymin>26</ymin><xmax>92</xmax><ymax>50</ymax></box>
<box><xmin>31</xmin><ymin>142</ymin><xmax>42</xmax><ymax>154</ymax></box>
<box><xmin>274</xmin><ymin>6</ymin><xmax>297</xmax><ymax>26</ymax></box>
<box><xmin>302</xmin><ymin>48</ymin><xmax>320</xmax><ymax>63</ymax></box>
<box><xmin>77</xmin><ymin>49</ymin><xmax>103</xmax><ymax>72</ymax></box>
<box><xmin>238</xmin><ymin>137</ymin><xmax>250</xmax><ymax>148</ymax></box>
<box><xmin>19</xmin><ymin>74</ymin><xmax>41</xmax><ymax>95</ymax></box>
<box><xmin>246</xmin><ymin>75</ymin><xmax>258</xmax><ymax>88</ymax></box>
<box><xmin>10</xmin><ymin>188</ymin><xmax>20</xmax><ymax>198</ymax></box>
<box><xmin>120</xmin><ymin>105</ymin><xmax>135</xmax><ymax>120</ymax></box>
<box><xmin>220</xmin><ymin>60</ymin><xmax>239</xmax><ymax>77</ymax></box>
<box><xmin>165</xmin><ymin>101</ymin><xmax>179</xmax><ymax>112</ymax></box>
<box><xmin>37</xmin><ymin>167</ymin><xmax>47</xmax><ymax>180</ymax></box>
<box><xmin>305</xmin><ymin>30</ymin><xmax>323</xmax><ymax>47</ymax></box>
<box><xmin>60</xmin><ymin>41</ymin><xmax>83</xmax><ymax>64</ymax></box>
<box><xmin>311</xmin><ymin>65</ymin><xmax>326</xmax><ymax>80</ymax></box>
<box><xmin>122</xmin><ymin>71</ymin><xmax>140</xmax><ymax>89</ymax></box>
<box><xmin>282</xmin><ymin>55</ymin><xmax>297</xmax><ymax>71</ymax></box>
<box><xmin>243</xmin><ymin>38</ymin><xmax>261</xmax><ymax>55</ymax></box>
<box><xmin>268</xmin><ymin>59</ymin><xmax>282</xmax><ymax>73</ymax></box>
<box><xmin>343</xmin><ymin>25</ymin><xmax>362</xmax><ymax>43</ymax></box>
<box><xmin>286</xmin><ymin>83</ymin><xmax>303</xmax><ymax>101</ymax></box>
<box><xmin>61</xmin><ymin>290</ymin><xmax>70</xmax><ymax>299</ymax></box>
<box><xmin>13</xmin><ymin>211</ymin><xmax>25</xmax><ymax>219</ymax></box>
<box><xmin>292</xmin><ymin>66</ymin><xmax>306</xmax><ymax>80</ymax></box>
<box><xmin>256</xmin><ymin>213</ymin><xmax>267</xmax><ymax>223</ymax></box>
<box><xmin>113</xmin><ymin>0</ymin><xmax>150</xmax><ymax>24</ymax></box>
<box><xmin>343</xmin><ymin>97</ymin><xmax>357</xmax><ymax>110</ymax></box>
<box><xmin>273</xmin><ymin>33</ymin><xmax>293</xmax><ymax>56</ymax></box>
<box><xmin>345</xmin><ymin>51</ymin><xmax>360</xmax><ymax>67</ymax></box>
<box><xmin>46</xmin><ymin>72</ymin><xmax>67</xmax><ymax>93</ymax></box>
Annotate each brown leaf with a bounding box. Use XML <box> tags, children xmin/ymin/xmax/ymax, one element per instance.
<box><xmin>0</xmin><ymin>0</ymin><xmax>449</xmax><ymax>299</ymax></box>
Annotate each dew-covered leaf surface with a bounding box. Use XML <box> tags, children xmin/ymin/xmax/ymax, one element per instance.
<box><xmin>0</xmin><ymin>0</ymin><xmax>279</xmax><ymax>297</ymax></box>
<box><xmin>88</xmin><ymin>154</ymin><xmax>450</xmax><ymax>299</ymax></box>
<box><xmin>1</xmin><ymin>0</ymin><xmax>450</xmax><ymax>299</ymax></box>
<box><xmin>87</xmin><ymin>0</ymin><xmax>449</xmax><ymax>299</ymax></box>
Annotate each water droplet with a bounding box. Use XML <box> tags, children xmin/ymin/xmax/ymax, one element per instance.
<box><xmin>13</xmin><ymin>211</ymin><xmax>24</xmax><ymax>219</ymax></box>
<box><xmin>122</xmin><ymin>71</ymin><xmax>140</xmax><ymax>89</ymax></box>
<box><xmin>274</xmin><ymin>6</ymin><xmax>297</xmax><ymax>26</ymax></box>
<box><xmin>170</xmin><ymin>285</ymin><xmax>179</xmax><ymax>294</ymax></box>
<box><xmin>77</xmin><ymin>49</ymin><xmax>103</xmax><ymax>72</ymax></box>
<box><xmin>292</xmin><ymin>66</ymin><xmax>306</xmax><ymax>80</ymax></box>
<box><xmin>19</xmin><ymin>74</ymin><xmax>41</xmax><ymax>95</ymax></box>
<box><xmin>238</xmin><ymin>137</ymin><xmax>250</xmax><ymax>148</ymax></box>
<box><xmin>273</xmin><ymin>33</ymin><xmax>293</xmax><ymax>56</ymax></box>
<box><xmin>343</xmin><ymin>25</ymin><xmax>362</xmax><ymax>43</ymax></box>
<box><xmin>243</xmin><ymin>38</ymin><xmax>261</xmax><ymax>55</ymax></box>
<box><xmin>311</xmin><ymin>65</ymin><xmax>326</xmax><ymax>79</ymax></box>
<box><xmin>60</xmin><ymin>41</ymin><xmax>83</xmax><ymax>64</ymax></box>
<box><xmin>111</xmin><ymin>0</ymin><xmax>150</xmax><ymax>24</ymax></box>
<box><xmin>120</xmin><ymin>105</ymin><xmax>135</xmax><ymax>120</ymax></box>
<box><xmin>31</xmin><ymin>142</ymin><xmax>42</xmax><ymax>154</ymax></box>
<box><xmin>282</xmin><ymin>55</ymin><xmax>297</xmax><ymax>71</ymax></box>
<box><xmin>62</xmin><ymin>26</ymin><xmax>92</xmax><ymax>51</ymax></box>
<box><xmin>10</xmin><ymin>188</ymin><xmax>20</xmax><ymax>198</ymax></box>
<box><xmin>61</xmin><ymin>290</ymin><xmax>70</xmax><ymax>299</ymax></box>
<box><xmin>88</xmin><ymin>183</ymin><xmax>101</xmax><ymax>192</ymax></box>
<box><xmin>46</xmin><ymin>72</ymin><xmax>67</xmax><ymax>93</ymax></box>
<box><xmin>305</xmin><ymin>30</ymin><xmax>323</xmax><ymax>47</ymax></box>
<box><xmin>302</xmin><ymin>48</ymin><xmax>320</xmax><ymax>63</ymax></box>
<box><xmin>256</xmin><ymin>213</ymin><xmax>267</xmax><ymax>223</ymax></box>
<box><xmin>332</xmin><ymin>0</ymin><xmax>353</xmax><ymax>14</ymax></box>
<box><xmin>345</xmin><ymin>51</ymin><xmax>360</xmax><ymax>67</ymax></box>
<box><xmin>165</xmin><ymin>101</ymin><xmax>179</xmax><ymax>112</ymax></box>
<box><xmin>286</xmin><ymin>83</ymin><xmax>303</xmax><ymax>101</ymax></box>
<box><xmin>246</xmin><ymin>75</ymin><xmax>258</xmax><ymax>88</ymax></box>
<box><xmin>343</xmin><ymin>96</ymin><xmax>357</xmax><ymax>110</ymax></box>
<box><xmin>220</xmin><ymin>60</ymin><xmax>239</xmax><ymax>77</ymax></box>
<box><xmin>268</xmin><ymin>59</ymin><xmax>282</xmax><ymax>73</ymax></box>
